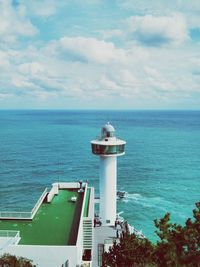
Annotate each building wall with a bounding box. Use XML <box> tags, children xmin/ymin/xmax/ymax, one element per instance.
<box><xmin>76</xmin><ymin>183</ymin><xmax>88</xmax><ymax>262</ymax></box>
<box><xmin>2</xmin><ymin>245</ymin><xmax>79</xmax><ymax>267</ymax></box>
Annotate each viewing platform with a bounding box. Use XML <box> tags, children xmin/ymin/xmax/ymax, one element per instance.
<box><xmin>0</xmin><ymin>182</ymin><xmax>91</xmax><ymax>246</ymax></box>
<box><xmin>0</xmin><ymin>182</ymin><xmax>94</xmax><ymax>266</ymax></box>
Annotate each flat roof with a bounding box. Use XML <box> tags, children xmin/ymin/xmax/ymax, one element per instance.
<box><xmin>0</xmin><ymin>189</ymin><xmax>85</xmax><ymax>246</ymax></box>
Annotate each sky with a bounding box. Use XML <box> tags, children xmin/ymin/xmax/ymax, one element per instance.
<box><xmin>0</xmin><ymin>0</ymin><xmax>200</xmax><ymax>109</ymax></box>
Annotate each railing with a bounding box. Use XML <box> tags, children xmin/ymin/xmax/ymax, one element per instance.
<box><xmin>0</xmin><ymin>230</ymin><xmax>20</xmax><ymax>250</ymax></box>
<box><xmin>31</xmin><ymin>188</ymin><xmax>48</xmax><ymax>217</ymax></box>
<box><xmin>128</xmin><ymin>224</ymin><xmax>145</xmax><ymax>238</ymax></box>
<box><xmin>0</xmin><ymin>211</ymin><xmax>31</xmax><ymax>219</ymax></box>
<box><xmin>0</xmin><ymin>188</ymin><xmax>48</xmax><ymax>220</ymax></box>
<box><xmin>0</xmin><ymin>230</ymin><xmax>20</xmax><ymax>238</ymax></box>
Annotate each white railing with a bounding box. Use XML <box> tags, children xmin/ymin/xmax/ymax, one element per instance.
<box><xmin>31</xmin><ymin>188</ymin><xmax>48</xmax><ymax>218</ymax></box>
<box><xmin>0</xmin><ymin>188</ymin><xmax>48</xmax><ymax>220</ymax></box>
<box><xmin>0</xmin><ymin>230</ymin><xmax>20</xmax><ymax>238</ymax></box>
<box><xmin>0</xmin><ymin>211</ymin><xmax>31</xmax><ymax>219</ymax></box>
<box><xmin>128</xmin><ymin>223</ymin><xmax>145</xmax><ymax>239</ymax></box>
<box><xmin>0</xmin><ymin>230</ymin><xmax>21</xmax><ymax>250</ymax></box>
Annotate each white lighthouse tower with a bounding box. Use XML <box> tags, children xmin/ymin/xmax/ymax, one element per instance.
<box><xmin>91</xmin><ymin>123</ymin><xmax>126</xmax><ymax>226</ymax></box>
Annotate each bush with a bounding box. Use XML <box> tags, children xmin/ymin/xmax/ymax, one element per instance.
<box><xmin>0</xmin><ymin>253</ymin><xmax>35</xmax><ymax>267</ymax></box>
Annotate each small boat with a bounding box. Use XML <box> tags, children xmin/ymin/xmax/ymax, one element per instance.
<box><xmin>117</xmin><ymin>191</ymin><xmax>127</xmax><ymax>199</ymax></box>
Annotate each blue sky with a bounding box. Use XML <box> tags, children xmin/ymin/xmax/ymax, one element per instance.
<box><xmin>0</xmin><ymin>0</ymin><xmax>200</xmax><ymax>109</ymax></box>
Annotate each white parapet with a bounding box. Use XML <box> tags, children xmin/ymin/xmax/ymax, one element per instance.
<box><xmin>100</xmin><ymin>155</ymin><xmax>117</xmax><ymax>226</ymax></box>
<box><xmin>47</xmin><ymin>184</ymin><xmax>59</xmax><ymax>203</ymax></box>
<box><xmin>47</xmin><ymin>182</ymin><xmax>86</xmax><ymax>203</ymax></box>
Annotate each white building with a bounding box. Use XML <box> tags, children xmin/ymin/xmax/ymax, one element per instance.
<box><xmin>0</xmin><ymin>182</ymin><xmax>94</xmax><ymax>267</ymax></box>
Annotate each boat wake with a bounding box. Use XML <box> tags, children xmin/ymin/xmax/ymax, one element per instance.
<box><xmin>119</xmin><ymin>192</ymin><xmax>172</xmax><ymax>210</ymax></box>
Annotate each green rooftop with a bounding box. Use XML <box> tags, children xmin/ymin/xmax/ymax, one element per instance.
<box><xmin>0</xmin><ymin>189</ymin><xmax>85</xmax><ymax>246</ymax></box>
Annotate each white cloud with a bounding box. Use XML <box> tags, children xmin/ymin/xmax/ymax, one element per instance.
<box><xmin>19</xmin><ymin>62</ymin><xmax>44</xmax><ymax>75</ymax></box>
<box><xmin>1</xmin><ymin>37</ymin><xmax>199</xmax><ymax>107</ymax></box>
<box><xmin>0</xmin><ymin>92</ymin><xmax>13</xmax><ymax>100</ymax></box>
<box><xmin>127</xmin><ymin>14</ymin><xmax>188</xmax><ymax>46</ymax></box>
<box><xmin>100</xmin><ymin>75</ymin><xmax>120</xmax><ymax>91</ymax></box>
<box><xmin>118</xmin><ymin>0</ymin><xmax>200</xmax><ymax>14</ymax></box>
<box><xmin>11</xmin><ymin>75</ymin><xmax>34</xmax><ymax>89</ymax></box>
<box><xmin>144</xmin><ymin>66</ymin><xmax>173</xmax><ymax>92</ymax></box>
<box><xmin>59</xmin><ymin>37</ymin><xmax>127</xmax><ymax>64</ymax></box>
<box><xmin>0</xmin><ymin>51</ymin><xmax>10</xmax><ymax>69</ymax></box>
<box><xmin>119</xmin><ymin>0</ymin><xmax>200</xmax><ymax>36</ymax></box>
<box><xmin>0</xmin><ymin>0</ymin><xmax>199</xmax><ymax>109</ymax></box>
<box><xmin>0</xmin><ymin>0</ymin><xmax>37</xmax><ymax>45</ymax></box>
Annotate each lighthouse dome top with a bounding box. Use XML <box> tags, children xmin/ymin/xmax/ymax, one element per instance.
<box><xmin>101</xmin><ymin>122</ymin><xmax>115</xmax><ymax>138</ymax></box>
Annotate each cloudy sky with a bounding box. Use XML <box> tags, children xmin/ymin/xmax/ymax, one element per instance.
<box><xmin>0</xmin><ymin>0</ymin><xmax>200</xmax><ymax>109</ymax></box>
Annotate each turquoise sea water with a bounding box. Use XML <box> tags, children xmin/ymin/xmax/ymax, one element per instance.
<box><xmin>0</xmin><ymin>110</ymin><xmax>200</xmax><ymax>241</ymax></box>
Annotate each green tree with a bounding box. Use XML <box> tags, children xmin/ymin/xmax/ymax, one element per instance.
<box><xmin>103</xmin><ymin>230</ymin><xmax>156</xmax><ymax>267</ymax></box>
<box><xmin>0</xmin><ymin>253</ymin><xmax>35</xmax><ymax>267</ymax></box>
<box><xmin>103</xmin><ymin>202</ymin><xmax>200</xmax><ymax>267</ymax></box>
<box><xmin>154</xmin><ymin>202</ymin><xmax>200</xmax><ymax>267</ymax></box>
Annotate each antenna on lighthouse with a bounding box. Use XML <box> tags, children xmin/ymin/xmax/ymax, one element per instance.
<box><xmin>91</xmin><ymin>123</ymin><xmax>126</xmax><ymax>226</ymax></box>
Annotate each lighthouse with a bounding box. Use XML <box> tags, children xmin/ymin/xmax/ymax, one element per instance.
<box><xmin>91</xmin><ymin>123</ymin><xmax>126</xmax><ymax>226</ymax></box>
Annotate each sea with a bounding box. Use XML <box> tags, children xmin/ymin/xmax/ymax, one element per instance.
<box><xmin>0</xmin><ymin>110</ymin><xmax>200</xmax><ymax>242</ymax></box>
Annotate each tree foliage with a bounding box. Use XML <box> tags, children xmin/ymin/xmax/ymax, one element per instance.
<box><xmin>0</xmin><ymin>253</ymin><xmax>35</xmax><ymax>267</ymax></box>
<box><xmin>103</xmin><ymin>231</ymin><xmax>155</xmax><ymax>267</ymax></box>
<box><xmin>103</xmin><ymin>202</ymin><xmax>200</xmax><ymax>267</ymax></box>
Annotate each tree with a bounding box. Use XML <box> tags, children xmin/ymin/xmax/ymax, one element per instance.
<box><xmin>103</xmin><ymin>202</ymin><xmax>200</xmax><ymax>267</ymax></box>
<box><xmin>154</xmin><ymin>202</ymin><xmax>200</xmax><ymax>267</ymax></box>
<box><xmin>103</xmin><ymin>229</ymin><xmax>156</xmax><ymax>267</ymax></box>
<box><xmin>0</xmin><ymin>253</ymin><xmax>35</xmax><ymax>267</ymax></box>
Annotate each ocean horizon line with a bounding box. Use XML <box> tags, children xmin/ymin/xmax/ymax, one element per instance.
<box><xmin>0</xmin><ymin>108</ymin><xmax>200</xmax><ymax>112</ymax></box>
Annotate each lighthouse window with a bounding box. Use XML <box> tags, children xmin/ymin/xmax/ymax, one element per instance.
<box><xmin>110</xmin><ymin>131</ymin><xmax>115</xmax><ymax>137</ymax></box>
<box><xmin>109</xmin><ymin>146</ymin><xmax>117</xmax><ymax>153</ymax></box>
<box><xmin>106</xmin><ymin>131</ymin><xmax>115</xmax><ymax>137</ymax></box>
<box><xmin>92</xmin><ymin>144</ymin><xmax>125</xmax><ymax>154</ymax></box>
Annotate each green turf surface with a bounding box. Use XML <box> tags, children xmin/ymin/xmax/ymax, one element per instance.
<box><xmin>83</xmin><ymin>188</ymin><xmax>90</xmax><ymax>217</ymax></box>
<box><xmin>0</xmin><ymin>189</ymin><xmax>84</xmax><ymax>245</ymax></box>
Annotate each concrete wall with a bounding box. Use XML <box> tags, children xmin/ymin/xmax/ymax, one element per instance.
<box><xmin>47</xmin><ymin>182</ymin><xmax>84</xmax><ymax>203</ymax></box>
<box><xmin>76</xmin><ymin>183</ymin><xmax>88</xmax><ymax>262</ymax></box>
<box><xmin>54</xmin><ymin>182</ymin><xmax>81</xmax><ymax>189</ymax></box>
<box><xmin>1</xmin><ymin>245</ymin><xmax>80</xmax><ymax>267</ymax></box>
<box><xmin>47</xmin><ymin>182</ymin><xmax>80</xmax><ymax>203</ymax></box>
<box><xmin>47</xmin><ymin>184</ymin><xmax>59</xmax><ymax>202</ymax></box>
